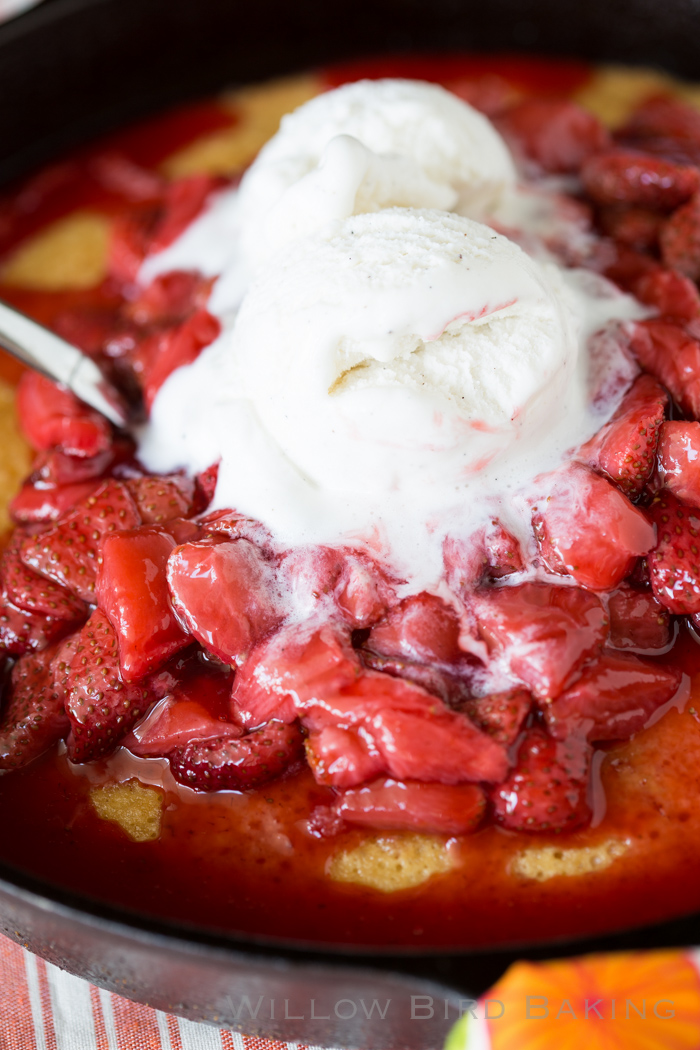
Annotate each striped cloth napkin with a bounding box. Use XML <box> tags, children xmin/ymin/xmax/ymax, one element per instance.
<box><xmin>0</xmin><ymin>935</ymin><xmax>308</xmax><ymax>1050</ymax></box>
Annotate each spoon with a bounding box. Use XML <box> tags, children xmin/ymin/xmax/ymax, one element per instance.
<box><xmin>0</xmin><ymin>298</ymin><xmax>129</xmax><ymax>427</ymax></box>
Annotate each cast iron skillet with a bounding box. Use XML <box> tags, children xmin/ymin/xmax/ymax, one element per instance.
<box><xmin>2</xmin><ymin>0</ymin><xmax>700</xmax><ymax>1046</ymax></box>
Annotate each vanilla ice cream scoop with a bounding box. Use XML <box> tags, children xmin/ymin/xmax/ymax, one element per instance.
<box><xmin>233</xmin><ymin>208</ymin><xmax>576</xmax><ymax>494</ymax></box>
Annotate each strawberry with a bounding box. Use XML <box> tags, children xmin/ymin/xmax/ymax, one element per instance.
<box><xmin>598</xmin><ymin>205</ymin><xmax>663</xmax><ymax>251</ymax></box>
<box><xmin>618</xmin><ymin>96</ymin><xmax>700</xmax><ymax>155</ymax></box>
<box><xmin>150</xmin><ymin>174</ymin><xmax>221</xmax><ymax>254</ymax></box>
<box><xmin>1</xmin><ymin>532</ymin><xmax>86</xmax><ymax>622</ymax></box>
<box><xmin>97</xmin><ymin>527</ymin><xmax>191</xmax><ymax>681</ymax></box>
<box><xmin>334</xmin><ymin>778</ymin><xmax>486</xmax><ymax>836</ymax></box>
<box><xmin>30</xmin><ymin>446</ymin><xmax>121</xmax><ymax>487</ymax></box>
<box><xmin>607</xmin><ymin>584</ymin><xmax>671</xmax><ymax>651</ymax></box>
<box><xmin>660</xmin><ymin>194</ymin><xmax>700</xmax><ymax>280</ymax></box>
<box><xmin>359</xmin><ymin>649</ymin><xmax>472</xmax><ymax>708</ymax></box>
<box><xmin>367</xmin><ymin>592</ymin><xmax>462</xmax><ymax>665</ymax></box>
<box><xmin>0</xmin><ymin>600</ymin><xmax>71</xmax><ymax>656</ymax></box>
<box><xmin>124</xmin><ymin>695</ymin><xmax>240</xmax><ymax>758</ymax></box>
<box><xmin>577</xmin><ymin>373</ymin><xmax>667</xmax><ymax>498</ymax></box>
<box><xmin>464</xmin><ymin>687</ymin><xmax>532</xmax><ymax>746</ymax></box>
<box><xmin>658</xmin><ymin>420</ymin><xmax>700</xmax><ymax>505</ymax></box>
<box><xmin>16</xmin><ymin>371</ymin><xmax>112</xmax><ymax>459</ymax></box>
<box><xmin>581</xmin><ymin>149</ymin><xmax>700</xmax><ymax>210</ymax></box>
<box><xmin>544</xmin><ymin>650</ymin><xmax>681</xmax><ymax>743</ymax></box>
<box><xmin>231</xmin><ymin>623</ymin><xmax>360</xmax><ymax>728</ymax></box>
<box><xmin>123</xmin><ymin>271</ymin><xmax>214</xmax><ymax>327</ymax></box>
<box><xmin>9</xmin><ymin>480</ymin><xmax>103</xmax><ymax>524</ymax></box>
<box><xmin>140</xmin><ymin>309</ymin><xmax>220</xmax><ymax>410</ymax></box>
<box><xmin>470</xmin><ymin>581</ymin><xmax>608</xmax><ymax>700</ymax></box>
<box><xmin>634</xmin><ymin>267</ymin><xmax>700</xmax><ymax>330</ymax></box>
<box><xmin>532</xmin><ymin>463</ymin><xmax>656</xmax><ymax>590</ymax></box>
<box><xmin>647</xmin><ymin>490</ymin><xmax>700</xmax><ymax>614</ymax></box>
<box><xmin>169</xmin><ymin>719</ymin><xmax>304</xmax><ymax>792</ymax></box>
<box><xmin>91</xmin><ymin>151</ymin><xmax>165</xmax><ymax>202</ymax></box>
<box><xmin>53</xmin><ymin>306</ymin><xmax>140</xmax><ymax>362</ymax></box>
<box><xmin>20</xmin><ymin>480</ymin><xmax>141</xmax><ymax>603</ymax></box>
<box><xmin>167</xmin><ymin>538</ymin><xmax>281</xmax><ymax>666</ymax></box>
<box><xmin>443</xmin><ymin>521</ymin><xmax>524</xmax><ymax>595</ymax></box>
<box><xmin>628</xmin><ymin>320</ymin><xmax>700</xmax><ymax>419</ymax></box>
<box><xmin>109</xmin><ymin>205</ymin><xmax>159</xmax><ymax>284</ymax></box>
<box><xmin>305</xmin><ymin>725</ymin><xmax>385</xmax><ymax>788</ymax></box>
<box><xmin>491</xmin><ymin>729</ymin><xmax>591</xmax><ymax>833</ymax></box>
<box><xmin>496</xmin><ymin>99</ymin><xmax>609</xmax><ymax>173</ymax></box>
<box><xmin>278</xmin><ymin>544</ymin><xmax>395</xmax><ymax>627</ymax></box>
<box><xmin>0</xmin><ymin>645</ymin><xmax>69</xmax><ymax>769</ymax></box>
<box><xmin>195</xmin><ymin>463</ymin><xmax>219</xmax><ymax>509</ymax></box>
<box><xmin>61</xmin><ymin>609</ymin><xmax>168</xmax><ymax>762</ymax></box>
<box><xmin>126</xmin><ymin>475</ymin><xmax>195</xmax><ymax>524</ymax></box>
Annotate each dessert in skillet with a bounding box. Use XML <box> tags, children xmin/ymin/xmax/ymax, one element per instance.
<box><xmin>2</xmin><ymin>56</ymin><xmax>700</xmax><ymax>948</ymax></box>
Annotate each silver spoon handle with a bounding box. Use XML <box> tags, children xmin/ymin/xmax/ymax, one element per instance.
<box><xmin>0</xmin><ymin>298</ymin><xmax>128</xmax><ymax>427</ymax></box>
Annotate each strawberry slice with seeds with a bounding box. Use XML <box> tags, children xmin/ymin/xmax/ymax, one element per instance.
<box><xmin>465</xmin><ymin>687</ymin><xmax>532</xmax><ymax>746</ymax></box>
<box><xmin>581</xmin><ymin>149</ymin><xmax>700</xmax><ymax>209</ymax></box>
<box><xmin>647</xmin><ymin>490</ymin><xmax>700</xmax><ymax>614</ymax></box>
<box><xmin>2</xmin><ymin>532</ymin><xmax>87</xmax><ymax>622</ymax></box>
<box><xmin>19</xmin><ymin>480</ymin><xmax>140</xmax><ymax>603</ymax></box>
<box><xmin>658</xmin><ymin>421</ymin><xmax>700</xmax><ymax>506</ymax></box>
<box><xmin>578</xmin><ymin>373</ymin><xmax>667</xmax><ymax>499</ymax></box>
<box><xmin>660</xmin><ymin>194</ymin><xmax>700</xmax><ymax>280</ymax></box>
<box><xmin>491</xmin><ymin>728</ymin><xmax>592</xmax><ymax>833</ymax></box>
<box><xmin>169</xmin><ymin>720</ymin><xmax>304</xmax><ymax>791</ymax></box>
<box><xmin>61</xmin><ymin>609</ymin><xmax>167</xmax><ymax>762</ymax></box>
<box><xmin>544</xmin><ymin>650</ymin><xmax>681</xmax><ymax>743</ymax></box>
<box><xmin>0</xmin><ymin>600</ymin><xmax>71</xmax><ymax>656</ymax></box>
<box><xmin>167</xmin><ymin>538</ymin><xmax>282</xmax><ymax>666</ymax></box>
<box><xmin>607</xmin><ymin>584</ymin><xmax>671</xmax><ymax>651</ymax></box>
<box><xmin>533</xmin><ymin>463</ymin><xmax>656</xmax><ymax>590</ymax></box>
<box><xmin>0</xmin><ymin>645</ymin><xmax>69</xmax><ymax>769</ymax></box>
<box><xmin>126</xmin><ymin>475</ymin><xmax>195</xmax><ymax>524</ymax></box>
<box><xmin>97</xmin><ymin>527</ymin><xmax>191</xmax><ymax>681</ymax></box>
<box><xmin>17</xmin><ymin>371</ymin><xmax>112</xmax><ymax>459</ymax></box>
<box><xmin>335</xmin><ymin>778</ymin><xmax>486</xmax><ymax>836</ymax></box>
<box><xmin>628</xmin><ymin>320</ymin><xmax>700</xmax><ymax>419</ymax></box>
<box><xmin>470</xmin><ymin>581</ymin><xmax>608</xmax><ymax>700</ymax></box>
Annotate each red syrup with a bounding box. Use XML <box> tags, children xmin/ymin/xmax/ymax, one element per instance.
<box><xmin>2</xmin><ymin>55</ymin><xmax>700</xmax><ymax>951</ymax></box>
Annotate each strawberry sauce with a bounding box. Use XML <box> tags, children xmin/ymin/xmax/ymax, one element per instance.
<box><xmin>4</xmin><ymin>54</ymin><xmax>700</xmax><ymax>951</ymax></box>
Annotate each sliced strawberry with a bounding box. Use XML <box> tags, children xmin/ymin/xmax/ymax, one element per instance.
<box><xmin>598</xmin><ymin>204</ymin><xmax>663</xmax><ymax>251</ymax></box>
<box><xmin>108</xmin><ymin>206</ymin><xmax>159</xmax><ymax>284</ymax></box>
<box><xmin>125</xmin><ymin>695</ymin><xmax>240</xmax><ymax>758</ymax></box>
<box><xmin>231</xmin><ymin>623</ymin><xmax>360</xmax><ymax>728</ymax></box>
<box><xmin>97</xmin><ymin>527</ymin><xmax>191</xmax><ymax>681</ymax></box>
<box><xmin>167</xmin><ymin>538</ymin><xmax>281</xmax><ymax>666</ymax></box>
<box><xmin>150</xmin><ymin>174</ymin><xmax>221</xmax><ymax>254</ymax></box>
<box><xmin>0</xmin><ymin>600</ymin><xmax>71</xmax><ymax>656</ymax></box>
<box><xmin>607</xmin><ymin>584</ymin><xmax>671</xmax><ymax>651</ymax></box>
<box><xmin>618</xmin><ymin>96</ymin><xmax>700</xmax><ymax>152</ymax></box>
<box><xmin>660</xmin><ymin>194</ymin><xmax>700</xmax><ymax>280</ymax></box>
<box><xmin>444</xmin><ymin>520</ymin><xmax>524</xmax><ymax>593</ymax></box>
<box><xmin>31</xmin><ymin>447</ymin><xmax>117</xmax><ymax>487</ymax></box>
<box><xmin>299</xmin><ymin>672</ymin><xmax>509</xmax><ymax>785</ymax></box>
<box><xmin>20</xmin><ymin>480</ymin><xmax>141</xmax><ymax>603</ymax></box>
<box><xmin>532</xmin><ymin>463</ymin><xmax>656</xmax><ymax>590</ymax></box>
<box><xmin>628</xmin><ymin>320</ymin><xmax>700</xmax><ymax>419</ymax></box>
<box><xmin>279</xmin><ymin>544</ymin><xmax>395</xmax><ymax>627</ymax></box>
<box><xmin>169</xmin><ymin>719</ymin><xmax>304</xmax><ymax>792</ymax></box>
<box><xmin>335</xmin><ymin>778</ymin><xmax>486</xmax><ymax>836</ymax></box>
<box><xmin>123</xmin><ymin>271</ymin><xmax>214</xmax><ymax>326</ymax></box>
<box><xmin>199</xmin><ymin>510</ymin><xmax>273</xmax><ymax>549</ymax></box>
<box><xmin>491</xmin><ymin>729</ymin><xmax>591</xmax><ymax>833</ymax></box>
<box><xmin>305</xmin><ymin>725</ymin><xmax>385</xmax><ymax>788</ymax></box>
<box><xmin>470</xmin><ymin>581</ymin><xmax>608</xmax><ymax>700</ymax></box>
<box><xmin>496</xmin><ymin>99</ymin><xmax>609</xmax><ymax>173</ymax></box>
<box><xmin>9</xmin><ymin>480</ymin><xmax>103</xmax><ymax>524</ymax></box>
<box><xmin>142</xmin><ymin>309</ymin><xmax>221</xmax><ymax>410</ymax></box>
<box><xmin>586</xmin><ymin>322</ymin><xmax>640</xmax><ymax>411</ymax></box>
<box><xmin>577</xmin><ymin>373</ymin><xmax>667</xmax><ymax>498</ymax></box>
<box><xmin>126</xmin><ymin>475</ymin><xmax>195</xmax><ymax>524</ymax></box>
<box><xmin>544</xmin><ymin>650</ymin><xmax>681</xmax><ymax>743</ymax></box>
<box><xmin>465</xmin><ymin>687</ymin><xmax>532</xmax><ymax>746</ymax></box>
<box><xmin>634</xmin><ymin>267</ymin><xmax>700</xmax><ymax>328</ymax></box>
<box><xmin>61</xmin><ymin>609</ymin><xmax>168</xmax><ymax>762</ymax></box>
<box><xmin>195</xmin><ymin>463</ymin><xmax>219</xmax><ymax>509</ymax></box>
<box><xmin>0</xmin><ymin>645</ymin><xmax>69</xmax><ymax>770</ymax></box>
<box><xmin>367</xmin><ymin>592</ymin><xmax>462</xmax><ymax>665</ymax></box>
<box><xmin>360</xmin><ymin>649</ymin><xmax>472</xmax><ymax>707</ymax></box>
<box><xmin>581</xmin><ymin>150</ymin><xmax>700</xmax><ymax>210</ymax></box>
<box><xmin>2</xmin><ymin>533</ymin><xmax>86</xmax><ymax>622</ymax></box>
<box><xmin>91</xmin><ymin>151</ymin><xmax>165</xmax><ymax>202</ymax></box>
<box><xmin>53</xmin><ymin>306</ymin><xmax>141</xmax><ymax>362</ymax></box>
<box><xmin>658</xmin><ymin>420</ymin><xmax>700</xmax><ymax>505</ymax></box>
<box><xmin>17</xmin><ymin>371</ymin><xmax>112</xmax><ymax>459</ymax></box>
<box><xmin>647</xmin><ymin>490</ymin><xmax>700</xmax><ymax>614</ymax></box>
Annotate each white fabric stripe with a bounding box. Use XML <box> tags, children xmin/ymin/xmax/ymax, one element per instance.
<box><xmin>156</xmin><ymin>1009</ymin><xmax>172</xmax><ymax>1050</ymax></box>
<box><xmin>228</xmin><ymin>1031</ymin><xmax>245</xmax><ymax>1050</ymax></box>
<box><xmin>177</xmin><ymin>1016</ymin><xmax>223</xmax><ymax>1050</ymax></box>
<box><xmin>98</xmin><ymin>988</ymin><xmax>119</xmax><ymax>1050</ymax></box>
<box><xmin>45</xmin><ymin>962</ymin><xmax>98</xmax><ymax>1050</ymax></box>
<box><xmin>23</xmin><ymin>952</ymin><xmax>47</xmax><ymax>1050</ymax></box>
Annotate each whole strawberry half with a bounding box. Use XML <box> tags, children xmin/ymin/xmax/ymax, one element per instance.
<box><xmin>20</xmin><ymin>480</ymin><xmax>141</xmax><ymax>603</ymax></box>
<box><xmin>60</xmin><ymin>609</ymin><xmax>169</xmax><ymax>762</ymax></box>
<box><xmin>647</xmin><ymin>490</ymin><xmax>700</xmax><ymax>614</ymax></box>
<box><xmin>169</xmin><ymin>719</ymin><xmax>304</xmax><ymax>791</ymax></box>
<box><xmin>491</xmin><ymin>728</ymin><xmax>592</xmax><ymax>833</ymax></box>
<box><xmin>578</xmin><ymin>373</ymin><xmax>667</xmax><ymax>499</ymax></box>
<box><xmin>0</xmin><ymin>645</ymin><xmax>69</xmax><ymax>770</ymax></box>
